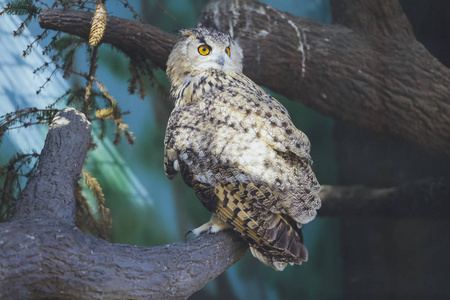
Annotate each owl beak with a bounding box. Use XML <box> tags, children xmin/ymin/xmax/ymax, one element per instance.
<box><xmin>216</xmin><ymin>55</ymin><xmax>225</xmax><ymax>68</ymax></box>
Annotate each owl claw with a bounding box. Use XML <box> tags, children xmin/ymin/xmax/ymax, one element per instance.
<box><xmin>184</xmin><ymin>230</ymin><xmax>193</xmax><ymax>241</ymax></box>
<box><xmin>190</xmin><ymin>223</ymin><xmax>211</xmax><ymax>236</ymax></box>
<box><xmin>189</xmin><ymin>214</ymin><xmax>231</xmax><ymax>237</ymax></box>
<box><xmin>184</xmin><ymin>226</ymin><xmax>214</xmax><ymax>241</ymax></box>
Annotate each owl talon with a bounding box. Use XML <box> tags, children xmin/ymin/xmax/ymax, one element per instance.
<box><xmin>190</xmin><ymin>214</ymin><xmax>231</xmax><ymax>236</ymax></box>
<box><xmin>184</xmin><ymin>230</ymin><xmax>193</xmax><ymax>241</ymax></box>
<box><xmin>190</xmin><ymin>222</ymin><xmax>211</xmax><ymax>236</ymax></box>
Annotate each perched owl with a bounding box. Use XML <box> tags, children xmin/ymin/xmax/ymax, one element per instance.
<box><xmin>164</xmin><ymin>27</ymin><xmax>321</xmax><ymax>271</ymax></box>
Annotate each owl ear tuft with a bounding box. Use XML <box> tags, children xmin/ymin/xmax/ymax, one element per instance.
<box><xmin>178</xmin><ymin>28</ymin><xmax>195</xmax><ymax>37</ymax></box>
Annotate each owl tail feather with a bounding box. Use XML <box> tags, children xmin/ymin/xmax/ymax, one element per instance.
<box><xmin>250</xmin><ymin>247</ymin><xmax>287</xmax><ymax>271</ymax></box>
<box><xmin>253</xmin><ymin>213</ymin><xmax>308</xmax><ymax>270</ymax></box>
<box><xmin>250</xmin><ymin>245</ymin><xmax>308</xmax><ymax>271</ymax></box>
<box><xmin>250</xmin><ymin>214</ymin><xmax>309</xmax><ymax>271</ymax></box>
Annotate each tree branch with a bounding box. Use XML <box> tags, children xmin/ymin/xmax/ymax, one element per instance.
<box><xmin>0</xmin><ymin>108</ymin><xmax>248</xmax><ymax>299</ymax></box>
<box><xmin>0</xmin><ymin>220</ymin><xmax>247</xmax><ymax>299</ymax></box>
<box><xmin>38</xmin><ymin>1</ymin><xmax>450</xmax><ymax>157</ymax></box>
<box><xmin>199</xmin><ymin>0</ymin><xmax>450</xmax><ymax>156</ymax></box>
<box><xmin>38</xmin><ymin>9</ymin><xmax>176</xmax><ymax>70</ymax></box>
<box><xmin>10</xmin><ymin>109</ymin><xmax>90</xmax><ymax>222</ymax></box>
<box><xmin>319</xmin><ymin>179</ymin><xmax>450</xmax><ymax>219</ymax></box>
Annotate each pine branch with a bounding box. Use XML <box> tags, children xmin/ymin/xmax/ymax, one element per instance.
<box><xmin>1</xmin><ymin>0</ymin><xmax>41</xmax><ymax>37</ymax></box>
<box><xmin>83</xmin><ymin>46</ymin><xmax>99</xmax><ymax>114</ymax></box>
<box><xmin>0</xmin><ymin>108</ymin><xmax>59</xmax><ymax>137</ymax></box>
<box><xmin>78</xmin><ymin>171</ymin><xmax>112</xmax><ymax>241</ymax></box>
<box><xmin>0</xmin><ymin>152</ymin><xmax>39</xmax><ymax>222</ymax></box>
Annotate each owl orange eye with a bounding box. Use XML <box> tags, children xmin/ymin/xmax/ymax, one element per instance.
<box><xmin>225</xmin><ymin>47</ymin><xmax>231</xmax><ymax>56</ymax></box>
<box><xmin>198</xmin><ymin>44</ymin><xmax>211</xmax><ymax>56</ymax></box>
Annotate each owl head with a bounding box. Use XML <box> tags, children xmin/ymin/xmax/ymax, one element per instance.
<box><xmin>167</xmin><ymin>28</ymin><xmax>243</xmax><ymax>84</ymax></box>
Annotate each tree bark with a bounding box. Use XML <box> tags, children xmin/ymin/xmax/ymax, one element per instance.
<box><xmin>38</xmin><ymin>0</ymin><xmax>450</xmax><ymax>157</ymax></box>
<box><xmin>0</xmin><ymin>108</ymin><xmax>248</xmax><ymax>300</ymax></box>
<box><xmin>319</xmin><ymin>179</ymin><xmax>450</xmax><ymax>218</ymax></box>
<box><xmin>38</xmin><ymin>9</ymin><xmax>176</xmax><ymax>70</ymax></box>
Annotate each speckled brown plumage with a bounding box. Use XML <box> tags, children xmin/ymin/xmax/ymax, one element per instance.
<box><xmin>164</xmin><ymin>28</ymin><xmax>321</xmax><ymax>271</ymax></box>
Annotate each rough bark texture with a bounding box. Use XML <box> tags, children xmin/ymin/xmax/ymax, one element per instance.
<box><xmin>199</xmin><ymin>0</ymin><xmax>450</xmax><ymax>157</ymax></box>
<box><xmin>0</xmin><ymin>219</ymin><xmax>247</xmax><ymax>299</ymax></box>
<box><xmin>38</xmin><ymin>9</ymin><xmax>176</xmax><ymax>70</ymax></box>
<box><xmin>0</xmin><ymin>108</ymin><xmax>248</xmax><ymax>299</ymax></box>
<box><xmin>319</xmin><ymin>179</ymin><xmax>450</xmax><ymax>218</ymax></box>
<box><xmin>9</xmin><ymin>109</ymin><xmax>90</xmax><ymax>223</ymax></box>
<box><xmin>38</xmin><ymin>0</ymin><xmax>450</xmax><ymax>157</ymax></box>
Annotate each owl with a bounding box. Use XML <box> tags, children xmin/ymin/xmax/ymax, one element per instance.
<box><xmin>164</xmin><ymin>27</ymin><xmax>321</xmax><ymax>271</ymax></box>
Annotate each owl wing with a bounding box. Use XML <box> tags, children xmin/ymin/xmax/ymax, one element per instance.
<box><xmin>256</xmin><ymin>100</ymin><xmax>321</xmax><ymax>223</ymax></box>
<box><xmin>187</xmin><ymin>176</ymin><xmax>307</xmax><ymax>270</ymax></box>
<box><xmin>164</xmin><ymin>104</ymin><xmax>202</xmax><ymax>180</ymax></box>
<box><xmin>227</xmin><ymin>74</ymin><xmax>314</xmax><ymax>163</ymax></box>
<box><xmin>213</xmin><ymin>75</ymin><xmax>321</xmax><ymax>224</ymax></box>
<box><xmin>212</xmin><ymin>181</ymin><xmax>308</xmax><ymax>270</ymax></box>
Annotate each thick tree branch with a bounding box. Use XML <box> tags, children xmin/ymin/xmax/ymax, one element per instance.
<box><xmin>10</xmin><ymin>109</ymin><xmax>90</xmax><ymax>222</ymax></box>
<box><xmin>0</xmin><ymin>108</ymin><xmax>248</xmax><ymax>299</ymax></box>
<box><xmin>0</xmin><ymin>220</ymin><xmax>247</xmax><ymax>299</ymax></box>
<box><xmin>199</xmin><ymin>0</ymin><xmax>450</xmax><ymax>156</ymax></box>
<box><xmin>38</xmin><ymin>1</ymin><xmax>450</xmax><ymax>157</ymax></box>
<box><xmin>331</xmin><ymin>0</ymin><xmax>415</xmax><ymax>37</ymax></box>
<box><xmin>319</xmin><ymin>179</ymin><xmax>450</xmax><ymax>219</ymax></box>
<box><xmin>38</xmin><ymin>9</ymin><xmax>176</xmax><ymax>69</ymax></box>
